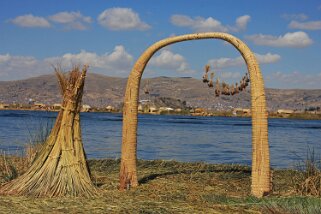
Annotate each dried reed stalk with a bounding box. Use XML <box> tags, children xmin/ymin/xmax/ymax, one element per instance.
<box><xmin>119</xmin><ymin>32</ymin><xmax>270</xmax><ymax>198</ymax></box>
<box><xmin>0</xmin><ymin>65</ymin><xmax>96</xmax><ymax>197</ymax></box>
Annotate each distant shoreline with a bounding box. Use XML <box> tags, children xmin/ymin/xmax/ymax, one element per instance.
<box><xmin>1</xmin><ymin>108</ymin><xmax>321</xmax><ymax>120</ymax></box>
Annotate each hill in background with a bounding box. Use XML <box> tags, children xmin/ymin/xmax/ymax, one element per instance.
<box><xmin>0</xmin><ymin>73</ymin><xmax>320</xmax><ymax>111</ymax></box>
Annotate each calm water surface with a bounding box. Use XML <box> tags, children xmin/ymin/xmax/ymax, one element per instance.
<box><xmin>0</xmin><ymin>110</ymin><xmax>320</xmax><ymax>168</ymax></box>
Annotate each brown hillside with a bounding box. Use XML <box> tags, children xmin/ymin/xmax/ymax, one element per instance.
<box><xmin>0</xmin><ymin>73</ymin><xmax>320</xmax><ymax>111</ymax></box>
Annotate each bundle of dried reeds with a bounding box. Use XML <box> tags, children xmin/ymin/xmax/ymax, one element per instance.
<box><xmin>0</xmin><ymin>65</ymin><xmax>96</xmax><ymax>197</ymax></box>
<box><xmin>215</xmin><ymin>78</ymin><xmax>220</xmax><ymax>97</ymax></box>
<box><xmin>208</xmin><ymin>72</ymin><xmax>214</xmax><ymax>88</ymax></box>
<box><xmin>143</xmin><ymin>80</ymin><xmax>150</xmax><ymax>94</ymax></box>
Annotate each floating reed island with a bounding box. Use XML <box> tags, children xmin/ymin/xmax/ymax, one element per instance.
<box><xmin>2</xmin><ymin>32</ymin><xmax>319</xmax><ymax>213</ymax></box>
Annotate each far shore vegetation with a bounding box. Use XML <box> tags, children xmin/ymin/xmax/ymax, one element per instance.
<box><xmin>1</xmin><ymin>104</ymin><xmax>321</xmax><ymax>120</ymax></box>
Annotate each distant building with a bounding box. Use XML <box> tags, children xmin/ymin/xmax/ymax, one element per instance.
<box><xmin>81</xmin><ymin>104</ymin><xmax>91</xmax><ymax>112</ymax></box>
<box><xmin>194</xmin><ymin>108</ymin><xmax>205</xmax><ymax>113</ymax></box>
<box><xmin>138</xmin><ymin>104</ymin><xmax>144</xmax><ymax>112</ymax></box>
<box><xmin>233</xmin><ymin>108</ymin><xmax>251</xmax><ymax>115</ymax></box>
<box><xmin>139</xmin><ymin>100</ymin><xmax>151</xmax><ymax>104</ymax></box>
<box><xmin>159</xmin><ymin>107</ymin><xmax>174</xmax><ymax>112</ymax></box>
<box><xmin>0</xmin><ymin>103</ymin><xmax>9</xmax><ymax>109</ymax></box>
<box><xmin>277</xmin><ymin>109</ymin><xmax>294</xmax><ymax>114</ymax></box>
<box><xmin>28</xmin><ymin>98</ymin><xmax>35</xmax><ymax>105</ymax></box>
<box><xmin>149</xmin><ymin>106</ymin><xmax>158</xmax><ymax>113</ymax></box>
<box><xmin>53</xmin><ymin>103</ymin><xmax>62</xmax><ymax>110</ymax></box>
<box><xmin>106</xmin><ymin>105</ymin><xmax>115</xmax><ymax>112</ymax></box>
<box><xmin>34</xmin><ymin>102</ymin><xmax>46</xmax><ymax>108</ymax></box>
<box><xmin>175</xmin><ymin>108</ymin><xmax>182</xmax><ymax>113</ymax></box>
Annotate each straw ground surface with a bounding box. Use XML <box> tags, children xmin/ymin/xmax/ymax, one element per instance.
<box><xmin>1</xmin><ymin>158</ymin><xmax>320</xmax><ymax>213</ymax></box>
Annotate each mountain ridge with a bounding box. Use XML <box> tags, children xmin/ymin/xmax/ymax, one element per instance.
<box><xmin>0</xmin><ymin>73</ymin><xmax>320</xmax><ymax>111</ymax></box>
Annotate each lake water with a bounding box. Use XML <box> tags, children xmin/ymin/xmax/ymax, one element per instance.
<box><xmin>0</xmin><ymin>110</ymin><xmax>320</xmax><ymax>168</ymax></box>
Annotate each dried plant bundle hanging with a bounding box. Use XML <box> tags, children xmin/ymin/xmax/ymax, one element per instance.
<box><xmin>230</xmin><ymin>84</ymin><xmax>235</xmax><ymax>95</ymax></box>
<box><xmin>0</xmin><ymin>65</ymin><xmax>97</xmax><ymax>197</ymax></box>
<box><xmin>143</xmin><ymin>80</ymin><xmax>150</xmax><ymax>94</ymax></box>
<box><xmin>215</xmin><ymin>78</ymin><xmax>221</xmax><ymax>97</ymax></box>
<box><xmin>202</xmin><ymin>64</ymin><xmax>210</xmax><ymax>83</ymax></box>
<box><xmin>202</xmin><ymin>68</ymin><xmax>250</xmax><ymax>96</ymax></box>
<box><xmin>208</xmin><ymin>72</ymin><xmax>214</xmax><ymax>88</ymax></box>
<box><xmin>235</xmin><ymin>83</ymin><xmax>239</xmax><ymax>94</ymax></box>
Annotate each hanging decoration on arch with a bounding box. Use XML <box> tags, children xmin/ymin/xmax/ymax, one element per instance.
<box><xmin>201</xmin><ymin>64</ymin><xmax>250</xmax><ymax>97</ymax></box>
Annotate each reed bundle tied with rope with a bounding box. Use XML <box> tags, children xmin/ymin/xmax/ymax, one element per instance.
<box><xmin>0</xmin><ymin>65</ymin><xmax>97</xmax><ymax>197</ymax></box>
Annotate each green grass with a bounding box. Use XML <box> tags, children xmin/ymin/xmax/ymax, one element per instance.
<box><xmin>260</xmin><ymin>197</ymin><xmax>321</xmax><ymax>214</ymax></box>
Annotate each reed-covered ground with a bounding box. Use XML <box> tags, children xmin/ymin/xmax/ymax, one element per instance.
<box><xmin>1</xmin><ymin>157</ymin><xmax>321</xmax><ymax>213</ymax></box>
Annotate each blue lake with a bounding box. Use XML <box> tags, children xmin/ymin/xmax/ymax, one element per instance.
<box><xmin>0</xmin><ymin>110</ymin><xmax>320</xmax><ymax>168</ymax></box>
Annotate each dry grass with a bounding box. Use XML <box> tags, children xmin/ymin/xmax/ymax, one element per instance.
<box><xmin>291</xmin><ymin>148</ymin><xmax>321</xmax><ymax>197</ymax></box>
<box><xmin>0</xmin><ymin>152</ymin><xmax>30</xmax><ymax>182</ymax></box>
<box><xmin>1</xmin><ymin>158</ymin><xmax>320</xmax><ymax>213</ymax></box>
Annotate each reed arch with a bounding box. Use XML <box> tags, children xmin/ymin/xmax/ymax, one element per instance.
<box><xmin>119</xmin><ymin>32</ymin><xmax>270</xmax><ymax>197</ymax></box>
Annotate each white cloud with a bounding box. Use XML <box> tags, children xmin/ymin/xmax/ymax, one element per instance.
<box><xmin>235</xmin><ymin>15</ymin><xmax>251</xmax><ymax>31</ymax></box>
<box><xmin>149</xmin><ymin>50</ymin><xmax>185</xmax><ymax>69</ymax></box>
<box><xmin>98</xmin><ymin>8</ymin><xmax>150</xmax><ymax>31</ymax></box>
<box><xmin>255</xmin><ymin>53</ymin><xmax>281</xmax><ymax>64</ymax></box>
<box><xmin>170</xmin><ymin>14</ymin><xmax>250</xmax><ymax>32</ymax></box>
<box><xmin>246</xmin><ymin>31</ymin><xmax>313</xmax><ymax>48</ymax></box>
<box><xmin>0</xmin><ymin>46</ymin><xmax>134</xmax><ymax>80</ymax></box>
<box><xmin>281</xmin><ymin>13</ymin><xmax>308</xmax><ymax>21</ymax></box>
<box><xmin>289</xmin><ymin>20</ymin><xmax>321</xmax><ymax>30</ymax></box>
<box><xmin>49</xmin><ymin>11</ymin><xmax>92</xmax><ymax>30</ymax></box>
<box><xmin>208</xmin><ymin>53</ymin><xmax>281</xmax><ymax>68</ymax></box>
<box><xmin>170</xmin><ymin>15</ymin><xmax>194</xmax><ymax>27</ymax></box>
<box><xmin>0</xmin><ymin>54</ymin><xmax>45</xmax><ymax>80</ymax></box>
<box><xmin>10</xmin><ymin>12</ymin><xmax>92</xmax><ymax>30</ymax></box>
<box><xmin>220</xmin><ymin>71</ymin><xmax>241</xmax><ymax>79</ymax></box>
<box><xmin>269</xmin><ymin>71</ymin><xmax>321</xmax><ymax>88</ymax></box>
<box><xmin>46</xmin><ymin>46</ymin><xmax>133</xmax><ymax>73</ymax></box>
<box><xmin>171</xmin><ymin>15</ymin><xmax>228</xmax><ymax>32</ymax></box>
<box><xmin>0</xmin><ymin>54</ymin><xmax>37</xmax><ymax>67</ymax></box>
<box><xmin>208</xmin><ymin>57</ymin><xmax>243</xmax><ymax>68</ymax></box>
<box><xmin>149</xmin><ymin>50</ymin><xmax>195</xmax><ymax>74</ymax></box>
<box><xmin>0</xmin><ymin>54</ymin><xmax>11</xmax><ymax>63</ymax></box>
<box><xmin>11</xmin><ymin>14</ymin><xmax>51</xmax><ymax>28</ymax></box>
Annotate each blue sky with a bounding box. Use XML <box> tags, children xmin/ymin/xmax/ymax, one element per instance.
<box><xmin>0</xmin><ymin>0</ymin><xmax>320</xmax><ymax>89</ymax></box>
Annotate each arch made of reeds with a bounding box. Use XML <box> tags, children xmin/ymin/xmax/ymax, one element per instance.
<box><xmin>119</xmin><ymin>32</ymin><xmax>270</xmax><ymax>198</ymax></box>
